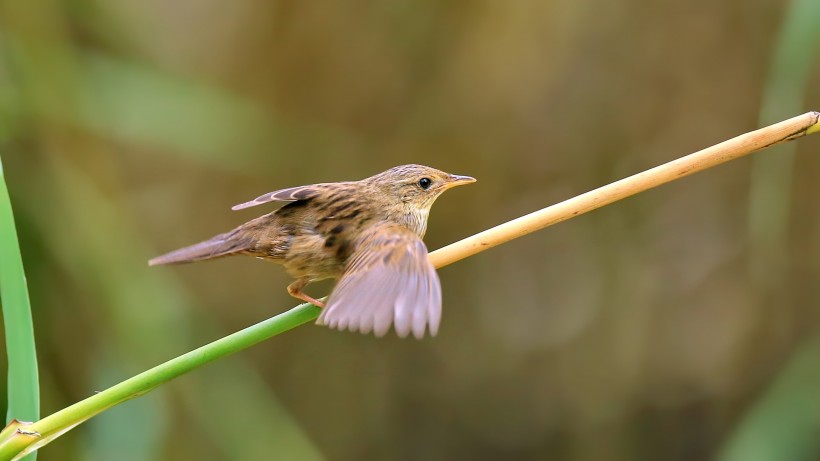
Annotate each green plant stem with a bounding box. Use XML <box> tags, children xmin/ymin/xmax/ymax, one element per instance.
<box><xmin>37</xmin><ymin>303</ymin><xmax>319</xmax><ymax>431</ymax></box>
<box><xmin>0</xmin><ymin>156</ymin><xmax>39</xmax><ymax>461</ymax></box>
<box><xmin>0</xmin><ymin>303</ymin><xmax>320</xmax><ymax>460</ymax></box>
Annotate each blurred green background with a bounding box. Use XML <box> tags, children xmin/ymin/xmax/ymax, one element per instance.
<box><xmin>2</xmin><ymin>0</ymin><xmax>820</xmax><ymax>460</ymax></box>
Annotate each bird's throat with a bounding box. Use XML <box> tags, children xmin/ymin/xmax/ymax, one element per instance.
<box><xmin>397</xmin><ymin>208</ymin><xmax>429</xmax><ymax>238</ymax></box>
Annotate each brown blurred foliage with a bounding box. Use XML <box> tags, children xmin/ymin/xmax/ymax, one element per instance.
<box><xmin>1</xmin><ymin>0</ymin><xmax>819</xmax><ymax>460</ymax></box>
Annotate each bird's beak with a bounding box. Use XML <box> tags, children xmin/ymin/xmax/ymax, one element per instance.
<box><xmin>444</xmin><ymin>174</ymin><xmax>476</xmax><ymax>189</ymax></box>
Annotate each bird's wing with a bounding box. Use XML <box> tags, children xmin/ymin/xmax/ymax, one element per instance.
<box><xmin>319</xmin><ymin>222</ymin><xmax>442</xmax><ymax>339</ymax></box>
<box><xmin>232</xmin><ymin>184</ymin><xmax>323</xmax><ymax>210</ymax></box>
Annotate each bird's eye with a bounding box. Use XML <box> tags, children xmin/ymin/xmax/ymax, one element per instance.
<box><xmin>418</xmin><ymin>177</ymin><xmax>432</xmax><ymax>190</ymax></box>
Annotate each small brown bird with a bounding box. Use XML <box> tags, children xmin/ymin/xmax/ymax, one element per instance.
<box><xmin>149</xmin><ymin>165</ymin><xmax>475</xmax><ymax>338</ymax></box>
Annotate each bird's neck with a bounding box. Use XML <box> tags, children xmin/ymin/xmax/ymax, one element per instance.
<box><xmin>388</xmin><ymin>205</ymin><xmax>430</xmax><ymax>238</ymax></box>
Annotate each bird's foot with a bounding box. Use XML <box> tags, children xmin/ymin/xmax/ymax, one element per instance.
<box><xmin>297</xmin><ymin>293</ymin><xmax>326</xmax><ymax>308</ymax></box>
<box><xmin>287</xmin><ymin>280</ymin><xmax>326</xmax><ymax>308</ymax></box>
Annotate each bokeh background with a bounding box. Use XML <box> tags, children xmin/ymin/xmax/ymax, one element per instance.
<box><xmin>2</xmin><ymin>0</ymin><xmax>820</xmax><ymax>460</ymax></box>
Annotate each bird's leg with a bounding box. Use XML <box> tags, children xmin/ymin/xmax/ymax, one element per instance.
<box><xmin>287</xmin><ymin>278</ymin><xmax>325</xmax><ymax>308</ymax></box>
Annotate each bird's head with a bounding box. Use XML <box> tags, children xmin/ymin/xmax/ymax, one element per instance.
<box><xmin>368</xmin><ymin>164</ymin><xmax>476</xmax><ymax>210</ymax></box>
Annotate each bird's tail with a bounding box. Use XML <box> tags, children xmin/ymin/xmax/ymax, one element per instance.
<box><xmin>149</xmin><ymin>232</ymin><xmax>250</xmax><ymax>266</ymax></box>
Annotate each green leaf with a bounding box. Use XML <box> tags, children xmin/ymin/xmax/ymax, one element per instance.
<box><xmin>0</xmin><ymin>155</ymin><xmax>40</xmax><ymax>461</ymax></box>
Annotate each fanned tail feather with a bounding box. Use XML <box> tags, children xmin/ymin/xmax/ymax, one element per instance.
<box><xmin>149</xmin><ymin>234</ymin><xmax>247</xmax><ymax>266</ymax></box>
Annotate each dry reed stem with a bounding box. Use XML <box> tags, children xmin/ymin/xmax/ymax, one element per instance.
<box><xmin>429</xmin><ymin>111</ymin><xmax>820</xmax><ymax>269</ymax></box>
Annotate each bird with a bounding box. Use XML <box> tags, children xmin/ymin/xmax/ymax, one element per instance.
<box><xmin>149</xmin><ymin>164</ymin><xmax>476</xmax><ymax>339</ymax></box>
